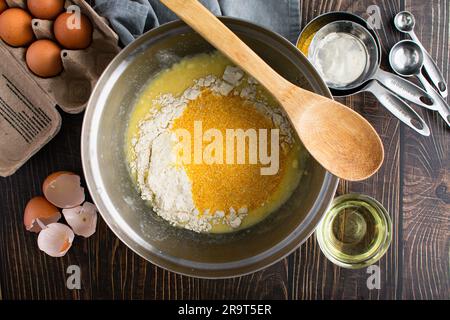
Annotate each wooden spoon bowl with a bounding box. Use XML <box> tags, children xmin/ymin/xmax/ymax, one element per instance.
<box><xmin>160</xmin><ymin>0</ymin><xmax>384</xmax><ymax>181</ymax></box>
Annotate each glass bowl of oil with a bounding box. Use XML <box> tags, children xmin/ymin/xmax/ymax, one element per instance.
<box><xmin>315</xmin><ymin>194</ymin><xmax>392</xmax><ymax>269</ymax></box>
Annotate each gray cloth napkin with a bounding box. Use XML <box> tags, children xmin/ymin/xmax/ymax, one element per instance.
<box><xmin>94</xmin><ymin>0</ymin><xmax>300</xmax><ymax>46</ymax></box>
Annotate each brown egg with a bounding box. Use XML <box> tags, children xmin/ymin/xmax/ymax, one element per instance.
<box><xmin>0</xmin><ymin>0</ymin><xmax>8</xmax><ymax>15</ymax></box>
<box><xmin>54</xmin><ymin>12</ymin><xmax>93</xmax><ymax>50</ymax></box>
<box><xmin>26</xmin><ymin>40</ymin><xmax>63</xmax><ymax>78</ymax></box>
<box><xmin>0</xmin><ymin>8</ymin><xmax>34</xmax><ymax>47</ymax></box>
<box><xmin>28</xmin><ymin>0</ymin><xmax>65</xmax><ymax>20</ymax></box>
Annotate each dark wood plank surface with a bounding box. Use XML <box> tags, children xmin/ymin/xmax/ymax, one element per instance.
<box><xmin>402</xmin><ymin>0</ymin><xmax>450</xmax><ymax>300</ymax></box>
<box><xmin>0</xmin><ymin>0</ymin><xmax>448</xmax><ymax>300</ymax></box>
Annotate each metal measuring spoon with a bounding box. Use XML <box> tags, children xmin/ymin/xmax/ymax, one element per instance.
<box><xmin>394</xmin><ymin>11</ymin><xmax>448</xmax><ymax>98</ymax></box>
<box><xmin>390</xmin><ymin>40</ymin><xmax>450</xmax><ymax>127</ymax></box>
<box><xmin>362</xmin><ymin>81</ymin><xmax>430</xmax><ymax>136</ymax></box>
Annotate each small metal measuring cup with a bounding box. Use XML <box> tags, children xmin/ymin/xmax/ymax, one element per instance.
<box><xmin>307</xmin><ymin>20</ymin><xmax>431</xmax><ymax>135</ymax></box>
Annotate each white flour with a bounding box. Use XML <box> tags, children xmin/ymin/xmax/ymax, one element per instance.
<box><xmin>130</xmin><ymin>66</ymin><xmax>294</xmax><ymax>233</ymax></box>
<box><xmin>311</xmin><ymin>32</ymin><xmax>367</xmax><ymax>88</ymax></box>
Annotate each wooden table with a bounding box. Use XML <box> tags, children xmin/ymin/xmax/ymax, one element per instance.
<box><xmin>0</xmin><ymin>0</ymin><xmax>448</xmax><ymax>300</ymax></box>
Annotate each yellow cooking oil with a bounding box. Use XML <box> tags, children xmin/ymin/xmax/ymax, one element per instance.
<box><xmin>126</xmin><ymin>51</ymin><xmax>305</xmax><ymax>233</ymax></box>
<box><xmin>316</xmin><ymin>194</ymin><xmax>392</xmax><ymax>269</ymax></box>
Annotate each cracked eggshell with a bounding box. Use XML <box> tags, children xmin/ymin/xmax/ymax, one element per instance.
<box><xmin>63</xmin><ymin>202</ymin><xmax>98</xmax><ymax>238</ymax></box>
<box><xmin>43</xmin><ymin>171</ymin><xmax>85</xmax><ymax>209</ymax></box>
<box><xmin>24</xmin><ymin>196</ymin><xmax>61</xmax><ymax>233</ymax></box>
<box><xmin>37</xmin><ymin>223</ymin><xmax>74</xmax><ymax>257</ymax></box>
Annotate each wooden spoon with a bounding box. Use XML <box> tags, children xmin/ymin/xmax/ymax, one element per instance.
<box><xmin>160</xmin><ymin>0</ymin><xmax>384</xmax><ymax>181</ymax></box>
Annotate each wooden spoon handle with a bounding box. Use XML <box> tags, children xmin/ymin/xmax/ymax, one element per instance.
<box><xmin>160</xmin><ymin>0</ymin><xmax>385</xmax><ymax>181</ymax></box>
<box><xmin>160</xmin><ymin>0</ymin><xmax>291</xmax><ymax>95</ymax></box>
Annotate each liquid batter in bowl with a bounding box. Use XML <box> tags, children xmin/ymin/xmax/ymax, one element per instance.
<box><xmin>126</xmin><ymin>51</ymin><xmax>306</xmax><ymax>234</ymax></box>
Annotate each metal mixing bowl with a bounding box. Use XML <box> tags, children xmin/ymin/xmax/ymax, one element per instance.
<box><xmin>81</xmin><ymin>18</ymin><xmax>339</xmax><ymax>278</ymax></box>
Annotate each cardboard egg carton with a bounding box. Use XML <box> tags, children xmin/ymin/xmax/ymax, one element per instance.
<box><xmin>0</xmin><ymin>0</ymin><xmax>121</xmax><ymax>177</ymax></box>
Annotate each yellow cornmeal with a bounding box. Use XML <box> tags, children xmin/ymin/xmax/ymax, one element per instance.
<box><xmin>127</xmin><ymin>52</ymin><xmax>305</xmax><ymax>233</ymax></box>
<box><xmin>172</xmin><ymin>90</ymin><xmax>285</xmax><ymax>213</ymax></box>
<box><xmin>298</xmin><ymin>32</ymin><xmax>316</xmax><ymax>56</ymax></box>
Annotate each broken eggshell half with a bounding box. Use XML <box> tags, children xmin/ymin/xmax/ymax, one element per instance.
<box><xmin>43</xmin><ymin>171</ymin><xmax>85</xmax><ymax>209</ymax></box>
<box><xmin>63</xmin><ymin>202</ymin><xmax>98</xmax><ymax>238</ymax></box>
<box><xmin>24</xmin><ymin>196</ymin><xmax>61</xmax><ymax>233</ymax></box>
<box><xmin>37</xmin><ymin>222</ymin><xmax>75</xmax><ymax>257</ymax></box>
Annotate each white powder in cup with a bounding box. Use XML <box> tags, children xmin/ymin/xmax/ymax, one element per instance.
<box><xmin>311</xmin><ymin>32</ymin><xmax>368</xmax><ymax>88</ymax></box>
